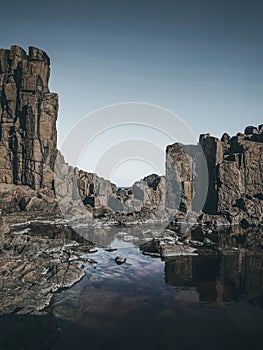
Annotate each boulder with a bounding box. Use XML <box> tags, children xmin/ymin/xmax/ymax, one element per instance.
<box><xmin>244</xmin><ymin>126</ymin><xmax>258</xmax><ymax>135</ymax></box>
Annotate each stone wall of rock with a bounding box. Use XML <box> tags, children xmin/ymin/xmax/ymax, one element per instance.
<box><xmin>0</xmin><ymin>46</ymin><xmax>58</xmax><ymax>192</ymax></box>
<box><xmin>115</xmin><ymin>174</ymin><xmax>166</xmax><ymax>216</ymax></box>
<box><xmin>167</xmin><ymin>125</ymin><xmax>263</xmax><ymax>224</ymax></box>
<box><xmin>0</xmin><ymin>46</ymin><xmax>118</xmax><ymax>214</ymax></box>
<box><xmin>166</xmin><ymin>143</ymin><xmax>208</xmax><ymax>215</ymax></box>
<box><xmin>201</xmin><ymin>126</ymin><xmax>263</xmax><ymax>223</ymax></box>
<box><xmin>54</xmin><ymin>151</ymin><xmax>116</xmax><ymax>217</ymax></box>
<box><xmin>0</xmin><ymin>46</ymin><xmax>262</xmax><ymax>224</ymax></box>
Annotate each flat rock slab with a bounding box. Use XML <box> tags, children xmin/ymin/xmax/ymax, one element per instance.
<box><xmin>0</xmin><ymin>225</ymin><xmax>92</xmax><ymax>316</ymax></box>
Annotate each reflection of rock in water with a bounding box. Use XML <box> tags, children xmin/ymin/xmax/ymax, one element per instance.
<box><xmin>165</xmin><ymin>257</ymin><xmax>194</xmax><ymax>287</ymax></box>
<box><xmin>165</xmin><ymin>252</ymin><xmax>263</xmax><ymax>306</ymax></box>
<box><xmin>29</xmin><ymin>222</ymin><xmax>89</xmax><ymax>244</ymax></box>
<box><xmin>0</xmin><ymin>314</ymin><xmax>59</xmax><ymax>350</ymax></box>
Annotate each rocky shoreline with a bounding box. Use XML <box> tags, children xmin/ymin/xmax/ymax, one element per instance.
<box><xmin>0</xmin><ymin>44</ymin><xmax>262</xmax><ymax>317</ymax></box>
<box><xmin>0</xmin><ymin>215</ymin><xmax>94</xmax><ymax>315</ymax></box>
<box><xmin>0</xmin><ymin>207</ymin><xmax>262</xmax><ymax>316</ymax></box>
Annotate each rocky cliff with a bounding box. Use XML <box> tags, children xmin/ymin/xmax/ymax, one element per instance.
<box><xmin>0</xmin><ymin>46</ymin><xmax>58</xmax><ymax>192</ymax></box>
<box><xmin>167</xmin><ymin>125</ymin><xmax>263</xmax><ymax>225</ymax></box>
<box><xmin>0</xmin><ymin>46</ymin><xmax>118</xmax><ymax>215</ymax></box>
<box><xmin>0</xmin><ymin>45</ymin><xmax>262</xmax><ymax>227</ymax></box>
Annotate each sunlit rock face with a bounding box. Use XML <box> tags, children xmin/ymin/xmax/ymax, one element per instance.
<box><xmin>0</xmin><ymin>46</ymin><xmax>118</xmax><ymax>214</ymax></box>
<box><xmin>0</xmin><ymin>46</ymin><xmax>58</xmax><ymax>193</ymax></box>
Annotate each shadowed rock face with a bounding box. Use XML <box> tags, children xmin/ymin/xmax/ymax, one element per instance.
<box><xmin>0</xmin><ymin>46</ymin><xmax>58</xmax><ymax>193</ymax></box>
<box><xmin>200</xmin><ymin>129</ymin><xmax>263</xmax><ymax>218</ymax></box>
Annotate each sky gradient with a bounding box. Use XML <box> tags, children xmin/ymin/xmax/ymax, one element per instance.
<box><xmin>1</xmin><ymin>0</ymin><xmax>262</xmax><ymax>184</ymax></box>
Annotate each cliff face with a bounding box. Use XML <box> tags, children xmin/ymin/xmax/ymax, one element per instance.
<box><xmin>0</xmin><ymin>46</ymin><xmax>117</xmax><ymax>214</ymax></box>
<box><xmin>201</xmin><ymin>127</ymin><xmax>263</xmax><ymax>222</ymax></box>
<box><xmin>0</xmin><ymin>46</ymin><xmax>58</xmax><ymax>192</ymax></box>
<box><xmin>167</xmin><ymin>126</ymin><xmax>263</xmax><ymax>224</ymax></box>
<box><xmin>0</xmin><ymin>45</ymin><xmax>262</xmax><ymax>226</ymax></box>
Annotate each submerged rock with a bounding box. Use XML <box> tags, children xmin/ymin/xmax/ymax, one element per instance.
<box><xmin>115</xmin><ymin>256</ymin><xmax>126</xmax><ymax>265</ymax></box>
<box><xmin>160</xmin><ymin>243</ymin><xmax>198</xmax><ymax>258</ymax></box>
<box><xmin>105</xmin><ymin>247</ymin><xmax>117</xmax><ymax>252</ymax></box>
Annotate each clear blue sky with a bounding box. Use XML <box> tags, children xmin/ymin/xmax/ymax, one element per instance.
<box><xmin>1</xmin><ymin>0</ymin><xmax>262</xmax><ymax>185</ymax></box>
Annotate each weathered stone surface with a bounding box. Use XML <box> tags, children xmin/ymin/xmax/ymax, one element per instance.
<box><xmin>0</xmin><ymin>46</ymin><xmax>119</xmax><ymax>216</ymax></box>
<box><xmin>166</xmin><ymin>125</ymin><xmax>263</xmax><ymax>225</ymax></box>
<box><xmin>0</xmin><ymin>214</ymin><xmax>10</xmax><ymax>249</ymax></box>
<box><xmin>166</xmin><ymin>143</ymin><xmax>208</xmax><ymax>215</ymax></box>
<box><xmin>54</xmin><ymin>151</ymin><xmax>116</xmax><ymax>218</ymax></box>
<box><xmin>0</xmin><ymin>45</ymin><xmax>58</xmax><ymax>191</ymax></box>
<box><xmin>0</xmin><ymin>220</ymin><xmax>93</xmax><ymax>315</ymax></box>
<box><xmin>244</xmin><ymin>125</ymin><xmax>258</xmax><ymax>135</ymax></box>
<box><xmin>0</xmin><ymin>45</ymin><xmax>261</xmax><ymax>227</ymax></box>
<box><xmin>0</xmin><ymin>183</ymin><xmax>59</xmax><ymax>214</ymax></box>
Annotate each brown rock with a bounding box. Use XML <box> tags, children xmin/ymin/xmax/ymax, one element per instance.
<box><xmin>167</xmin><ymin>127</ymin><xmax>263</xmax><ymax>225</ymax></box>
<box><xmin>0</xmin><ymin>45</ymin><xmax>58</xmax><ymax>191</ymax></box>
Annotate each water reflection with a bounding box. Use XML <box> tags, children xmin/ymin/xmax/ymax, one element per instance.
<box><xmin>33</xmin><ymin>222</ymin><xmax>262</xmax><ymax>306</ymax></box>
<box><xmin>165</xmin><ymin>252</ymin><xmax>263</xmax><ymax>306</ymax></box>
<box><xmin>17</xmin><ymin>222</ymin><xmax>263</xmax><ymax>307</ymax></box>
<box><xmin>1</xmin><ymin>223</ymin><xmax>262</xmax><ymax>350</ymax></box>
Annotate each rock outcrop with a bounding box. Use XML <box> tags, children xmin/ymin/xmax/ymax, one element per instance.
<box><xmin>0</xmin><ymin>220</ymin><xmax>93</xmax><ymax>315</ymax></box>
<box><xmin>0</xmin><ymin>45</ymin><xmax>262</xmax><ymax>226</ymax></box>
<box><xmin>0</xmin><ymin>46</ymin><xmax>118</xmax><ymax>215</ymax></box>
<box><xmin>167</xmin><ymin>125</ymin><xmax>263</xmax><ymax>225</ymax></box>
<box><xmin>0</xmin><ymin>46</ymin><xmax>58</xmax><ymax>193</ymax></box>
<box><xmin>112</xmin><ymin>174</ymin><xmax>166</xmax><ymax>217</ymax></box>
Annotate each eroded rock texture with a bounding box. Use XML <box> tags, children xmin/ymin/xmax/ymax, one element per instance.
<box><xmin>0</xmin><ymin>46</ymin><xmax>119</xmax><ymax>215</ymax></box>
<box><xmin>0</xmin><ymin>220</ymin><xmax>92</xmax><ymax>315</ymax></box>
<box><xmin>0</xmin><ymin>45</ymin><xmax>261</xmax><ymax>226</ymax></box>
<box><xmin>0</xmin><ymin>46</ymin><xmax>58</xmax><ymax>192</ymax></box>
<box><xmin>167</xmin><ymin>126</ymin><xmax>263</xmax><ymax>224</ymax></box>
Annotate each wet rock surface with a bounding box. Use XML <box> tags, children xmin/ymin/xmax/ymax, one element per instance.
<box><xmin>0</xmin><ymin>216</ymin><xmax>93</xmax><ymax>316</ymax></box>
<box><xmin>140</xmin><ymin>224</ymin><xmax>263</xmax><ymax>260</ymax></box>
<box><xmin>0</xmin><ymin>217</ymin><xmax>262</xmax><ymax>349</ymax></box>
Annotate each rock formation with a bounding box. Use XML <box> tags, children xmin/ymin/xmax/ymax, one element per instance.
<box><xmin>0</xmin><ymin>213</ymin><xmax>9</xmax><ymax>249</ymax></box>
<box><xmin>0</xmin><ymin>46</ymin><xmax>118</xmax><ymax>215</ymax></box>
<box><xmin>0</xmin><ymin>46</ymin><xmax>58</xmax><ymax>193</ymax></box>
<box><xmin>0</xmin><ymin>45</ymin><xmax>262</xmax><ymax>227</ymax></box>
<box><xmin>167</xmin><ymin>126</ymin><xmax>263</xmax><ymax>225</ymax></box>
<box><xmin>0</xmin><ymin>220</ymin><xmax>93</xmax><ymax>315</ymax></box>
